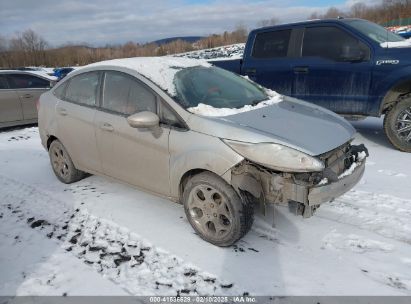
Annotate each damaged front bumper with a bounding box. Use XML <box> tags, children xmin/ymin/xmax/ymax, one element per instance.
<box><xmin>231</xmin><ymin>143</ymin><xmax>368</xmax><ymax>218</ymax></box>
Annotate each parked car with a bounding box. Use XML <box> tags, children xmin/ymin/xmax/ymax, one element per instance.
<box><xmin>54</xmin><ymin>67</ymin><xmax>75</xmax><ymax>80</ymax></box>
<box><xmin>38</xmin><ymin>57</ymin><xmax>368</xmax><ymax>246</ymax></box>
<box><xmin>0</xmin><ymin>70</ymin><xmax>56</xmax><ymax>128</ymax></box>
<box><xmin>212</xmin><ymin>18</ymin><xmax>411</xmax><ymax>152</ymax></box>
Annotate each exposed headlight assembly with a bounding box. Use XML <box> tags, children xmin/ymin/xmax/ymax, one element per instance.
<box><xmin>223</xmin><ymin>139</ymin><xmax>325</xmax><ymax>173</ymax></box>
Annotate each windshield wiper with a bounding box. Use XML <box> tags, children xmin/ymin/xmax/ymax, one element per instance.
<box><xmin>250</xmin><ymin>98</ymin><xmax>268</xmax><ymax>106</ymax></box>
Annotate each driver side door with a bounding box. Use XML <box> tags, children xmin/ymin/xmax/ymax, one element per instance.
<box><xmin>94</xmin><ymin>71</ymin><xmax>170</xmax><ymax>196</ymax></box>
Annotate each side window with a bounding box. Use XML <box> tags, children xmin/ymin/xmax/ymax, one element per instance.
<box><xmin>102</xmin><ymin>71</ymin><xmax>157</xmax><ymax>115</ymax></box>
<box><xmin>252</xmin><ymin>30</ymin><xmax>291</xmax><ymax>58</ymax></box>
<box><xmin>65</xmin><ymin>72</ymin><xmax>99</xmax><ymax>106</ymax></box>
<box><xmin>7</xmin><ymin>74</ymin><xmax>50</xmax><ymax>89</ymax></box>
<box><xmin>0</xmin><ymin>76</ymin><xmax>8</xmax><ymax>89</ymax></box>
<box><xmin>53</xmin><ymin>81</ymin><xmax>68</xmax><ymax>99</ymax></box>
<box><xmin>160</xmin><ymin>102</ymin><xmax>184</xmax><ymax>129</ymax></box>
<box><xmin>302</xmin><ymin>26</ymin><xmax>370</xmax><ymax>62</ymax></box>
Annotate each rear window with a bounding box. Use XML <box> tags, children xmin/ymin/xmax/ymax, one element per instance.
<box><xmin>7</xmin><ymin>74</ymin><xmax>50</xmax><ymax>89</ymax></box>
<box><xmin>252</xmin><ymin>30</ymin><xmax>291</xmax><ymax>58</ymax></box>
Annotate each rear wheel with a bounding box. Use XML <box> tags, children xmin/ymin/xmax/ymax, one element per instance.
<box><xmin>49</xmin><ymin>139</ymin><xmax>85</xmax><ymax>183</ymax></box>
<box><xmin>384</xmin><ymin>96</ymin><xmax>411</xmax><ymax>152</ymax></box>
<box><xmin>182</xmin><ymin>172</ymin><xmax>254</xmax><ymax>246</ymax></box>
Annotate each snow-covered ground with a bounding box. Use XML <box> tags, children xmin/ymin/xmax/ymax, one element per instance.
<box><xmin>0</xmin><ymin>116</ymin><xmax>410</xmax><ymax>296</ymax></box>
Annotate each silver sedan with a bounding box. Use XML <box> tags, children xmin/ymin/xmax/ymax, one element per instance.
<box><xmin>38</xmin><ymin>57</ymin><xmax>368</xmax><ymax>246</ymax></box>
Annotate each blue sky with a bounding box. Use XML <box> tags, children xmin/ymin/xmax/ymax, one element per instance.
<box><xmin>0</xmin><ymin>0</ymin><xmax>379</xmax><ymax>46</ymax></box>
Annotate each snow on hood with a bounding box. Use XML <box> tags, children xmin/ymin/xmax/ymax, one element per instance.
<box><xmin>187</xmin><ymin>89</ymin><xmax>283</xmax><ymax>117</ymax></box>
<box><xmin>86</xmin><ymin>57</ymin><xmax>211</xmax><ymax>96</ymax></box>
<box><xmin>380</xmin><ymin>38</ymin><xmax>411</xmax><ymax>48</ymax></box>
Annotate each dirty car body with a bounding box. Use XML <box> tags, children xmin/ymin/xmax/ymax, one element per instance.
<box><xmin>38</xmin><ymin>57</ymin><xmax>368</xmax><ymax>246</ymax></box>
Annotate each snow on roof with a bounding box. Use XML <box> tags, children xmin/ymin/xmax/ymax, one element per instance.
<box><xmin>86</xmin><ymin>57</ymin><xmax>211</xmax><ymax>96</ymax></box>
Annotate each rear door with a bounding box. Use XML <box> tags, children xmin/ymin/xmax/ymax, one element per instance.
<box><xmin>56</xmin><ymin>71</ymin><xmax>102</xmax><ymax>173</ymax></box>
<box><xmin>292</xmin><ymin>25</ymin><xmax>372</xmax><ymax>114</ymax></box>
<box><xmin>94</xmin><ymin>71</ymin><xmax>170</xmax><ymax>195</ymax></box>
<box><xmin>0</xmin><ymin>74</ymin><xmax>23</xmax><ymax>123</ymax></box>
<box><xmin>242</xmin><ymin>28</ymin><xmax>297</xmax><ymax>96</ymax></box>
<box><xmin>7</xmin><ymin>73</ymin><xmax>52</xmax><ymax>120</ymax></box>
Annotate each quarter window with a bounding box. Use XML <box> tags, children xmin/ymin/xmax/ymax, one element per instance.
<box><xmin>302</xmin><ymin>26</ymin><xmax>370</xmax><ymax>62</ymax></box>
<box><xmin>65</xmin><ymin>72</ymin><xmax>99</xmax><ymax>106</ymax></box>
<box><xmin>102</xmin><ymin>71</ymin><xmax>157</xmax><ymax>115</ymax></box>
<box><xmin>252</xmin><ymin>30</ymin><xmax>291</xmax><ymax>58</ymax></box>
<box><xmin>7</xmin><ymin>74</ymin><xmax>50</xmax><ymax>89</ymax></box>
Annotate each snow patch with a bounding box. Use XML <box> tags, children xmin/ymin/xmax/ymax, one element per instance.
<box><xmin>85</xmin><ymin>57</ymin><xmax>211</xmax><ymax>96</ymax></box>
<box><xmin>187</xmin><ymin>93</ymin><xmax>283</xmax><ymax>117</ymax></box>
<box><xmin>380</xmin><ymin>39</ymin><xmax>411</xmax><ymax>48</ymax></box>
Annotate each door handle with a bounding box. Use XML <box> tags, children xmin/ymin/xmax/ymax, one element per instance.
<box><xmin>21</xmin><ymin>94</ymin><xmax>33</xmax><ymax>99</ymax></box>
<box><xmin>293</xmin><ymin>66</ymin><xmax>309</xmax><ymax>74</ymax></box>
<box><xmin>57</xmin><ymin>107</ymin><xmax>68</xmax><ymax>116</ymax></box>
<box><xmin>100</xmin><ymin>123</ymin><xmax>114</xmax><ymax>132</ymax></box>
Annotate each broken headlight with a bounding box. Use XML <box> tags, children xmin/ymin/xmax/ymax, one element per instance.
<box><xmin>223</xmin><ymin>139</ymin><xmax>325</xmax><ymax>173</ymax></box>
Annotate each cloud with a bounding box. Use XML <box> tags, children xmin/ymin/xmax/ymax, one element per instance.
<box><xmin>0</xmin><ymin>0</ymin><xmax>378</xmax><ymax>46</ymax></box>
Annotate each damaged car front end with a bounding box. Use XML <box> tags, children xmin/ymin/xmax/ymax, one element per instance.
<box><xmin>229</xmin><ymin>142</ymin><xmax>368</xmax><ymax>218</ymax></box>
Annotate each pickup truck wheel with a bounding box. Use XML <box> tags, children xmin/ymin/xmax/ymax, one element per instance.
<box><xmin>49</xmin><ymin>140</ymin><xmax>85</xmax><ymax>183</ymax></box>
<box><xmin>183</xmin><ymin>172</ymin><xmax>254</xmax><ymax>247</ymax></box>
<box><xmin>384</xmin><ymin>97</ymin><xmax>411</xmax><ymax>153</ymax></box>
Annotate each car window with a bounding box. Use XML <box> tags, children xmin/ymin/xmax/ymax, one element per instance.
<box><xmin>7</xmin><ymin>74</ymin><xmax>50</xmax><ymax>89</ymax></box>
<box><xmin>102</xmin><ymin>71</ymin><xmax>157</xmax><ymax>115</ymax></box>
<box><xmin>160</xmin><ymin>102</ymin><xmax>184</xmax><ymax>129</ymax></box>
<box><xmin>252</xmin><ymin>30</ymin><xmax>291</xmax><ymax>58</ymax></box>
<box><xmin>302</xmin><ymin>26</ymin><xmax>370</xmax><ymax>62</ymax></box>
<box><xmin>0</xmin><ymin>76</ymin><xmax>8</xmax><ymax>89</ymax></box>
<box><xmin>65</xmin><ymin>72</ymin><xmax>99</xmax><ymax>106</ymax></box>
<box><xmin>53</xmin><ymin>81</ymin><xmax>68</xmax><ymax>99</ymax></box>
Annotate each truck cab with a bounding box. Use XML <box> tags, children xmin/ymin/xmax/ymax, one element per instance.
<box><xmin>213</xmin><ymin>19</ymin><xmax>411</xmax><ymax>152</ymax></box>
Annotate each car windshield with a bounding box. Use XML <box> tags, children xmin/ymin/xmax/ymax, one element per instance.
<box><xmin>174</xmin><ymin>66</ymin><xmax>268</xmax><ymax>109</ymax></box>
<box><xmin>345</xmin><ymin>19</ymin><xmax>405</xmax><ymax>44</ymax></box>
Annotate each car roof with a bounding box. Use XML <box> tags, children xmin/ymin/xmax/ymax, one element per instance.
<box><xmin>76</xmin><ymin>56</ymin><xmax>212</xmax><ymax>96</ymax></box>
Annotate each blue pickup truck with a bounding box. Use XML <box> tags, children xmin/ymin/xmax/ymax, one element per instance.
<box><xmin>212</xmin><ymin>18</ymin><xmax>411</xmax><ymax>152</ymax></box>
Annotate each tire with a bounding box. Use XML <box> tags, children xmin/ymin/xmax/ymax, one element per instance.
<box><xmin>384</xmin><ymin>96</ymin><xmax>411</xmax><ymax>153</ymax></box>
<box><xmin>182</xmin><ymin>172</ymin><xmax>254</xmax><ymax>247</ymax></box>
<box><xmin>49</xmin><ymin>139</ymin><xmax>85</xmax><ymax>184</ymax></box>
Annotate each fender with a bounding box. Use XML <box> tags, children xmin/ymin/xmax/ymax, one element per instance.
<box><xmin>169</xmin><ymin>130</ymin><xmax>244</xmax><ymax>199</ymax></box>
<box><xmin>372</xmin><ymin>66</ymin><xmax>411</xmax><ymax>115</ymax></box>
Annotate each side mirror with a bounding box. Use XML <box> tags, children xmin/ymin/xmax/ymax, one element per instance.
<box><xmin>127</xmin><ymin>111</ymin><xmax>159</xmax><ymax>128</ymax></box>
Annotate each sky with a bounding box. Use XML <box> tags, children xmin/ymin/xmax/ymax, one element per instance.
<box><xmin>0</xmin><ymin>0</ymin><xmax>380</xmax><ymax>46</ymax></box>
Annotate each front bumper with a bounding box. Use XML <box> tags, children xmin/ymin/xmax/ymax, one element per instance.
<box><xmin>308</xmin><ymin>159</ymin><xmax>365</xmax><ymax>205</ymax></box>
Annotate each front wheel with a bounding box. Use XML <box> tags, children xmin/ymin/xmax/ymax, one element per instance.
<box><xmin>384</xmin><ymin>96</ymin><xmax>411</xmax><ymax>153</ymax></box>
<box><xmin>182</xmin><ymin>172</ymin><xmax>254</xmax><ymax>247</ymax></box>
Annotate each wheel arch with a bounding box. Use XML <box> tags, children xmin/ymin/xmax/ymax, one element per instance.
<box><xmin>380</xmin><ymin>78</ymin><xmax>411</xmax><ymax>115</ymax></box>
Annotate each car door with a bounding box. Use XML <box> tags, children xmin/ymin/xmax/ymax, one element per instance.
<box><xmin>242</xmin><ymin>29</ymin><xmax>296</xmax><ymax>96</ymax></box>
<box><xmin>94</xmin><ymin>70</ymin><xmax>170</xmax><ymax>195</ymax></box>
<box><xmin>0</xmin><ymin>74</ymin><xmax>24</xmax><ymax>124</ymax></box>
<box><xmin>292</xmin><ymin>25</ymin><xmax>373</xmax><ymax>114</ymax></box>
<box><xmin>56</xmin><ymin>71</ymin><xmax>102</xmax><ymax>173</ymax></box>
<box><xmin>7</xmin><ymin>73</ymin><xmax>52</xmax><ymax>120</ymax></box>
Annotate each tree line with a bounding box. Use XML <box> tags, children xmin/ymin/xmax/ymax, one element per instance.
<box><xmin>309</xmin><ymin>0</ymin><xmax>411</xmax><ymax>24</ymax></box>
<box><xmin>0</xmin><ymin>26</ymin><xmax>248</xmax><ymax>68</ymax></box>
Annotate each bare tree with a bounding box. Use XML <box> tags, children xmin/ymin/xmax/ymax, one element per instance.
<box><xmin>257</xmin><ymin>17</ymin><xmax>280</xmax><ymax>28</ymax></box>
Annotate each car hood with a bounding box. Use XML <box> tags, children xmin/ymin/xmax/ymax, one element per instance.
<box><xmin>189</xmin><ymin>97</ymin><xmax>355</xmax><ymax>156</ymax></box>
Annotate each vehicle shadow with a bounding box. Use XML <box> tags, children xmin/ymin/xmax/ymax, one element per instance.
<box><xmin>0</xmin><ymin>123</ymin><xmax>37</xmax><ymax>134</ymax></box>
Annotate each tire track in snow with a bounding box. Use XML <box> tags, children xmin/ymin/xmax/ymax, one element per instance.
<box><xmin>0</xmin><ymin>175</ymin><xmax>244</xmax><ymax>296</ymax></box>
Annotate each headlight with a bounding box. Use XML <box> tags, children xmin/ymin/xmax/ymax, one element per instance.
<box><xmin>223</xmin><ymin>139</ymin><xmax>325</xmax><ymax>172</ymax></box>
